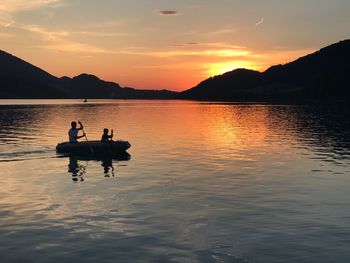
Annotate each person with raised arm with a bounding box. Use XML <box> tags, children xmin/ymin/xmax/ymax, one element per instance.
<box><xmin>68</xmin><ymin>121</ymin><xmax>85</xmax><ymax>143</ymax></box>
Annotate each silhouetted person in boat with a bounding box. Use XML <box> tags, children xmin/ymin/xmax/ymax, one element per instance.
<box><xmin>69</xmin><ymin>121</ymin><xmax>85</xmax><ymax>143</ymax></box>
<box><xmin>101</xmin><ymin>128</ymin><xmax>113</xmax><ymax>142</ymax></box>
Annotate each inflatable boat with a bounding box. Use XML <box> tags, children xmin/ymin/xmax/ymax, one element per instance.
<box><xmin>56</xmin><ymin>140</ymin><xmax>131</xmax><ymax>154</ymax></box>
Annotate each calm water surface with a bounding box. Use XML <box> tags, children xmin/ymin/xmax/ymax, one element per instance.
<box><xmin>0</xmin><ymin>100</ymin><xmax>349</xmax><ymax>263</ymax></box>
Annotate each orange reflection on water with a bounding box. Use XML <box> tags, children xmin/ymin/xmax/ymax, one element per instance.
<box><xmin>198</xmin><ymin>105</ymin><xmax>269</xmax><ymax>148</ymax></box>
<box><xmin>5</xmin><ymin>101</ymin><xmax>294</xmax><ymax>155</ymax></box>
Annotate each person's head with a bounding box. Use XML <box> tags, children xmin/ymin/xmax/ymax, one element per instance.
<box><xmin>103</xmin><ymin>128</ymin><xmax>108</xmax><ymax>135</ymax></box>
<box><xmin>71</xmin><ymin>121</ymin><xmax>77</xmax><ymax>129</ymax></box>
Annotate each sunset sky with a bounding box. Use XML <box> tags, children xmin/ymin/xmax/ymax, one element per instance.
<box><xmin>0</xmin><ymin>0</ymin><xmax>349</xmax><ymax>91</ymax></box>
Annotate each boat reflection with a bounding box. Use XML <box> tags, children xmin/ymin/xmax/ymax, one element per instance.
<box><xmin>65</xmin><ymin>153</ymin><xmax>131</xmax><ymax>182</ymax></box>
<box><xmin>68</xmin><ymin>156</ymin><xmax>86</xmax><ymax>182</ymax></box>
<box><xmin>101</xmin><ymin>158</ymin><xmax>114</xmax><ymax>177</ymax></box>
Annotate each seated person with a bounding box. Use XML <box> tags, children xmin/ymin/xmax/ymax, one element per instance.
<box><xmin>69</xmin><ymin>121</ymin><xmax>85</xmax><ymax>143</ymax></box>
<box><xmin>101</xmin><ymin>128</ymin><xmax>113</xmax><ymax>142</ymax></box>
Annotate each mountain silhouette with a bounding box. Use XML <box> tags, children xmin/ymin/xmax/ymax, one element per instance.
<box><xmin>2</xmin><ymin>40</ymin><xmax>350</xmax><ymax>101</ymax></box>
<box><xmin>56</xmin><ymin>73</ymin><xmax>124</xmax><ymax>98</ymax></box>
<box><xmin>182</xmin><ymin>40</ymin><xmax>350</xmax><ymax>103</ymax></box>
<box><xmin>0</xmin><ymin>50</ymin><xmax>62</xmax><ymax>98</ymax></box>
<box><xmin>0</xmin><ymin>50</ymin><xmax>177</xmax><ymax>99</ymax></box>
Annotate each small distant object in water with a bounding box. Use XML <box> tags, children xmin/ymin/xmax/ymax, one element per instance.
<box><xmin>84</xmin><ymin>99</ymin><xmax>88</xmax><ymax>103</ymax></box>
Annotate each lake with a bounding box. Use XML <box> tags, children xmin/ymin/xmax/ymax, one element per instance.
<box><xmin>0</xmin><ymin>100</ymin><xmax>349</xmax><ymax>263</ymax></box>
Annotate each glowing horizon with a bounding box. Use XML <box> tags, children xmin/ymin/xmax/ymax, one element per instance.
<box><xmin>0</xmin><ymin>0</ymin><xmax>349</xmax><ymax>91</ymax></box>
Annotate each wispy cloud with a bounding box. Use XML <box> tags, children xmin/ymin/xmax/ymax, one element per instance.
<box><xmin>0</xmin><ymin>14</ymin><xmax>14</xmax><ymax>27</ymax></box>
<box><xmin>74</xmin><ymin>31</ymin><xmax>128</xmax><ymax>37</ymax></box>
<box><xmin>0</xmin><ymin>0</ymin><xmax>63</xmax><ymax>13</ymax></box>
<box><xmin>18</xmin><ymin>24</ymin><xmax>109</xmax><ymax>54</ymax></box>
<box><xmin>171</xmin><ymin>42</ymin><xmax>245</xmax><ymax>49</ymax></box>
<box><xmin>0</xmin><ymin>0</ymin><xmax>65</xmax><ymax>27</ymax></box>
<box><xmin>200</xmin><ymin>42</ymin><xmax>246</xmax><ymax>49</ymax></box>
<box><xmin>0</xmin><ymin>0</ymin><xmax>116</xmax><ymax>55</ymax></box>
<box><xmin>4</xmin><ymin>20</ymin><xmax>15</xmax><ymax>27</ymax></box>
<box><xmin>41</xmin><ymin>42</ymin><xmax>107</xmax><ymax>54</ymax></box>
<box><xmin>23</xmin><ymin>24</ymin><xmax>69</xmax><ymax>40</ymax></box>
<box><xmin>206</xmin><ymin>28</ymin><xmax>237</xmax><ymax>36</ymax></box>
<box><xmin>158</xmin><ymin>10</ymin><xmax>179</xmax><ymax>16</ymax></box>
<box><xmin>184</xmin><ymin>28</ymin><xmax>237</xmax><ymax>39</ymax></box>
<box><xmin>255</xmin><ymin>17</ymin><xmax>264</xmax><ymax>26</ymax></box>
<box><xmin>120</xmin><ymin>46</ymin><xmax>251</xmax><ymax>58</ymax></box>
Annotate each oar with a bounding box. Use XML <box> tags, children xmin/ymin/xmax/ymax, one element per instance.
<box><xmin>78</xmin><ymin>120</ymin><xmax>94</xmax><ymax>153</ymax></box>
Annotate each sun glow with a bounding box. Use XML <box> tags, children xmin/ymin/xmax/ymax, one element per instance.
<box><xmin>208</xmin><ymin>61</ymin><xmax>259</xmax><ymax>77</ymax></box>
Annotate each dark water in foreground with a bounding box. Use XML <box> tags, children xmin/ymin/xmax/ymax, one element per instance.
<box><xmin>0</xmin><ymin>100</ymin><xmax>350</xmax><ymax>263</ymax></box>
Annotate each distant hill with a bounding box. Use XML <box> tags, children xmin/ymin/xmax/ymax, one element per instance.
<box><xmin>0</xmin><ymin>50</ymin><xmax>61</xmax><ymax>98</ymax></box>
<box><xmin>181</xmin><ymin>40</ymin><xmax>350</xmax><ymax>103</ymax></box>
<box><xmin>0</xmin><ymin>50</ymin><xmax>177</xmax><ymax>99</ymax></box>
